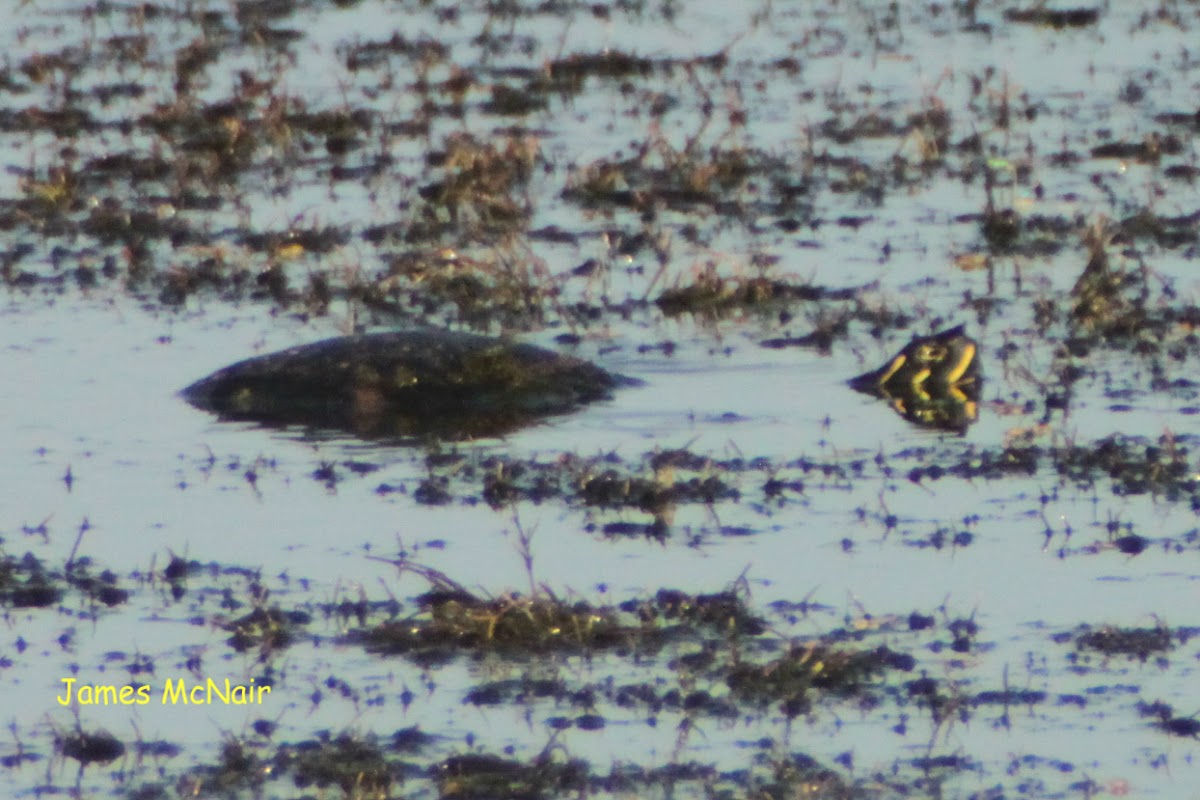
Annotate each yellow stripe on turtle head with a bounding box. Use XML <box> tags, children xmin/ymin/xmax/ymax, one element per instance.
<box><xmin>875</xmin><ymin>353</ymin><xmax>907</xmax><ymax>386</ymax></box>
<box><xmin>910</xmin><ymin>367</ymin><xmax>932</xmax><ymax>400</ymax></box>
<box><xmin>943</xmin><ymin>342</ymin><xmax>976</xmax><ymax>384</ymax></box>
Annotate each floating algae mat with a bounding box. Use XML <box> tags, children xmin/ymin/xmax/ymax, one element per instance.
<box><xmin>182</xmin><ymin>330</ymin><xmax>631</xmax><ymax>438</ymax></box>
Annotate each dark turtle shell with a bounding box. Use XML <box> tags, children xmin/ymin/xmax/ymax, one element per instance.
<box><xmin>182</xmin><ymin>329</ymin><xmax>631</xmax><ymax>438</ymax></box>
<box><xmin>849</xmin><ymin>325</ymin><xmax>981</xmax><ymax>433</ymax></box>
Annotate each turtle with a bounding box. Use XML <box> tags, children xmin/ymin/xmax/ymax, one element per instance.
<box><xmin>848</xmin><ymin>325</ymin><xmax>981</xmax><ymax>433</ymax></box>
<box><xmin>182</xmin><ymin>329</ymin><xmax>632</xmax><ymax>438</ymax></box>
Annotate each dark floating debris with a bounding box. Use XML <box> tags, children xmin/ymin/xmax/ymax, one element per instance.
<box><xmin>1158</xmin><ymin>714</ymin><xmax>1200</xmax><ymax>738</ymax></box>
<box><xmin>436</xmin><ymin>752</ymin><xmax>587</xmax><ymax>799</ymax></box>
<box><xmin>1003</xmin><ymin>7</ymin><xmax>1100</xmax><ymax>28</ymax></box>
<box><xmin>1112</xmin><ymin>534</ymin><xmax>1149</xmax><ymax>556</ymax></box>
<box><xmin>849</xmin><ymin>325</ymin><xmax>981</xmax><ymax>433</ymax></box>
<box><xmin>1139</xmin><ymin>701</ymin><xmax>1200</xmax><ymax>738</ymax></box>
<box><xmin>1076</xmin><ymin>624</ymin><xmax>1172</xmax><ymax>661</ymax></box>
<box><xmin>182</xmin><ymin>330</ymin><xmax>632</xmax><ymax>438</ymax></box>
<box><xmin>58</xmin><ymin>731</ymin><xmax>125</xmax><ymax>766</ymax></box>
<box><xmin>1091</xmin><ymin>133</ymin><xmax>1182</xmax><ymax>163</ymax></box>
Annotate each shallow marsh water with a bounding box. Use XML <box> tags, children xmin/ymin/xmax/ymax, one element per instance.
<box><xmin>4</xmin><ymin>0</ymin><xmax>1200</xmax><ymax>798</ymax></box>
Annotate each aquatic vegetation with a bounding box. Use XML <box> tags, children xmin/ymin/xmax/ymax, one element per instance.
<box><xmin>0</xmin><ymin>548</ymin><xmax>129</xmax><ymax>610</ymax></box>
<box><xmin>286</xmin><ymin>734</ymin><xmax>397</xmax><ymax>797</ymax></box>
<box><xmin>358</xmin><ymin>590</ymin><xmax>631</xmax><ymax>658</ymax></box>
<box><xmin>224</xmin><ymin>604</ymin><xmax>309</xmax><ymax>655</ymax></box>
<box><xmin>728</xmin><ymin>643</ymin><xmax>913</xmax><ymax>716</ymax></box>
<box><xmin>655</xmin><ymin>267</ymin><xmax>857</xmax><ymax>318</ymax></box>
